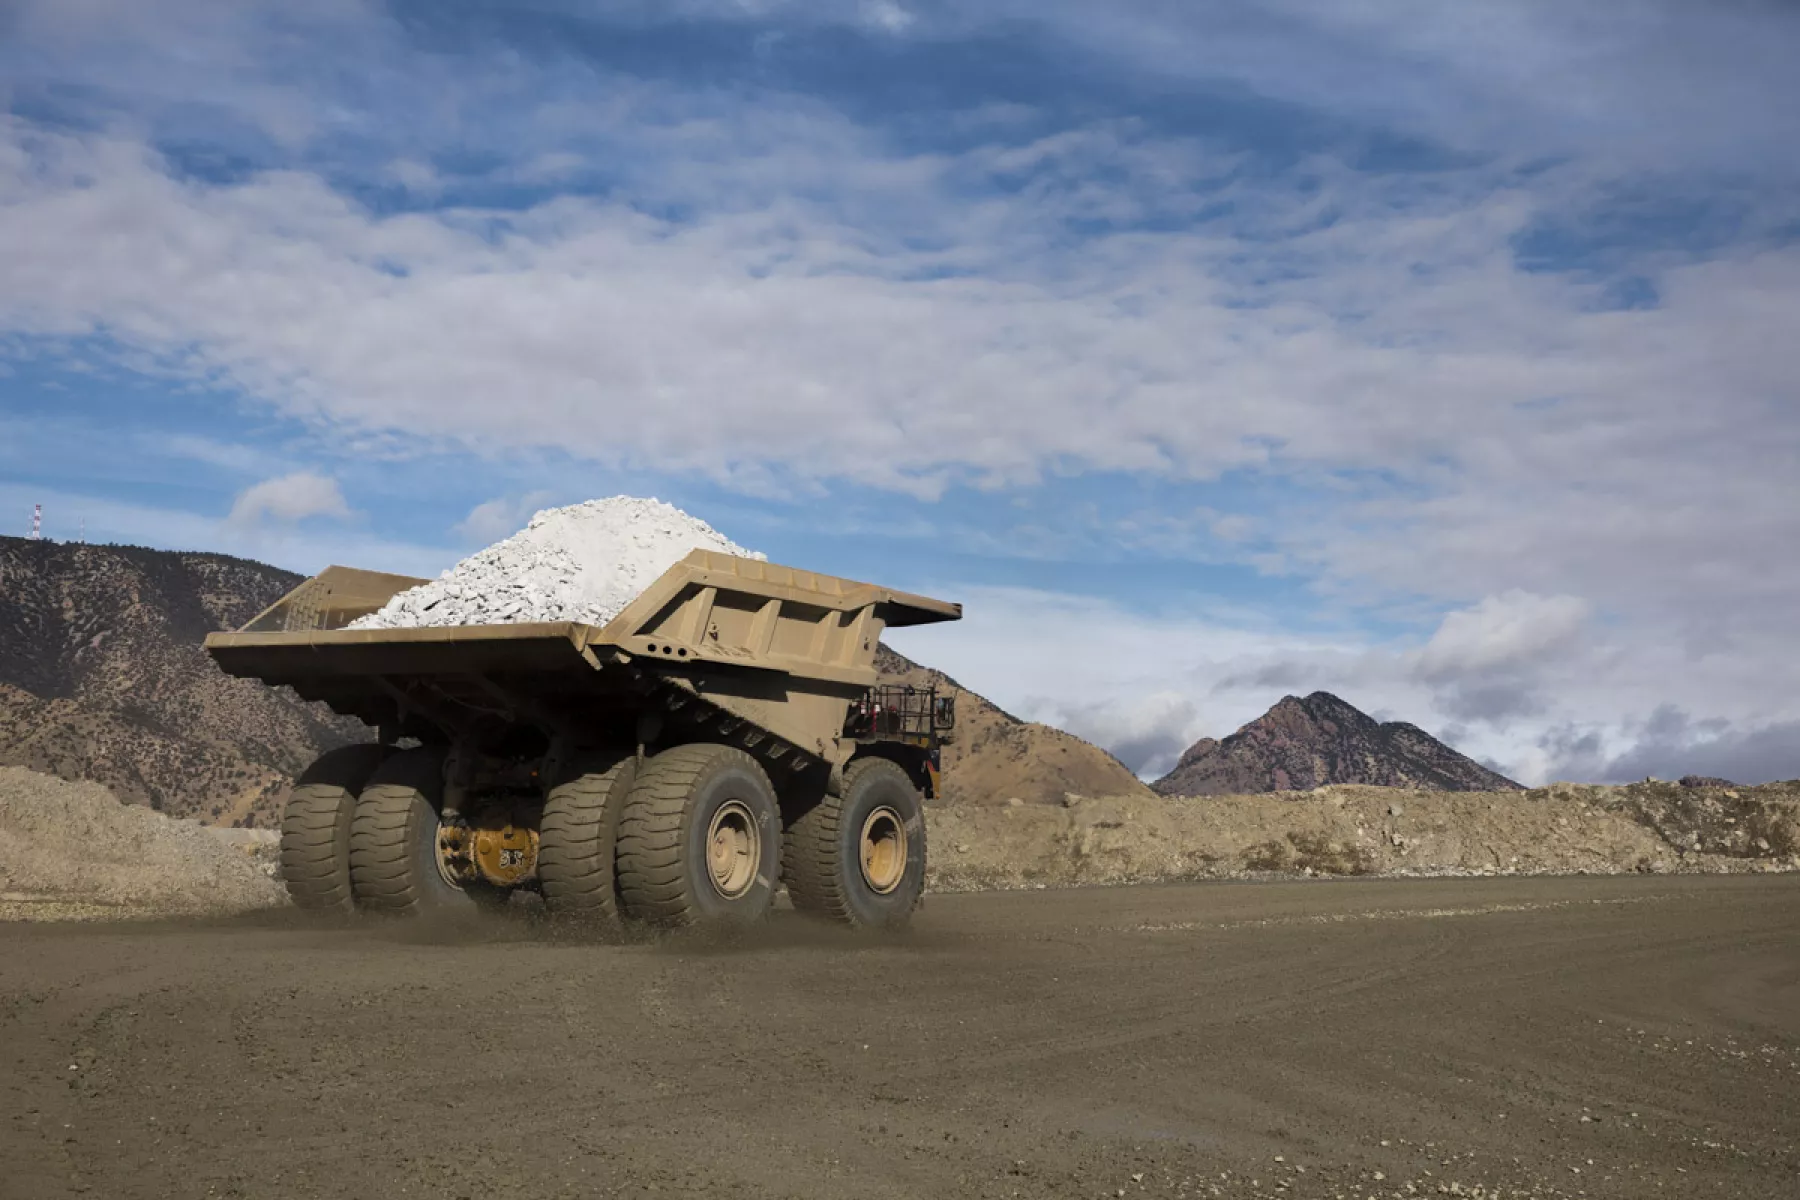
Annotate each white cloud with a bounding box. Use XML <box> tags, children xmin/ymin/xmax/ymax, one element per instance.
<box><xmin>454</xmin><ymin>491</ymin><xmax>556</xmax><ymax>545</ymax></box>
<box><xmin>859</xmin><ymin>1</ymin><xmax>914</xmax><ymax>34</ymax></box>
<box><xmin>2</xmin><ymin>120</ymin><xmax>1791</xmax><ymax>501</ymax></box>
<box><xmin>226</xmin><ymin>472</ymin><xmax>352</xmax><ymax>526</ymax></box>
<box><xmin>1040</xmin><ymin>690</ymin><xmax>1204</xmax><ymax>779</ymax></box>
<box><xmin>385</xmin><ymin>159</ymin><xmax>441</xmax><ymax>194</ymax></box>
<box><xmin>1415</xmin><ymin>591</ymin><xmax>1590</xmax><ymax>680</ymax></box>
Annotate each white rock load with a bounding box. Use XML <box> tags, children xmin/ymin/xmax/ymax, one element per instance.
<box><xmin>350</xmin><ymin>496</ymin><xmax>763</xmax><ymax>630</ymax></box>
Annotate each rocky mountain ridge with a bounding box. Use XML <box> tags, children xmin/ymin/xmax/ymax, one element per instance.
<box><xmin>0</xmin><ymin>536</ymin><xmax>363</xmax><ymax>824</ymax></box>
<box><xmin>1155</xmin><ymin>690</ymin><xmax>1520</xmax><ymax>797</ymax></box>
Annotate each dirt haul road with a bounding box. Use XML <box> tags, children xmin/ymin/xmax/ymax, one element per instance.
<box><xmin>3</xmin><ymin>877</ymin><xmax>1797</xmax><ymax>1200</ymax></box>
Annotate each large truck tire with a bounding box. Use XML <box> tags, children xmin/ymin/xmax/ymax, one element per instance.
<box><xmin>537</xmin><ymin>754</ymin><xmax>636</xmax><ymax>921</ymax></box>
<box><xmin>616</xmin><ymin>744</ymin><xmax>781</xmax><ymax>927</ymax></box>
<box><xmin>278</xmin><ymin>743</ymin><xmax>389</xmax><ymax>914</ymax></box>
<box><xmin>783</xmin><ymin>756</ymin><xmax>927</xmax><ymax>930</ymax></box>
<box><xmin>348</xmin><ymin>747</ymin><xmax>497</xmax><ymax>916</ymax></box>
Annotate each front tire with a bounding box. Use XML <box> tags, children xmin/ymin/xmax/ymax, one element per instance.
<box><xmin>784</xmin><ymin>756</ymin><xmax>927</xmax><ymax>929</ymax></box>
<box><xmin>348</xmin><ymin>747</ymin><xmax>489</xmax><ymax>916</ymax></box>
<box><xmin>278</xmin><ymin>743</ymin><xmax>389</xmax><ymax>914</ymax></box>
<box><xmin>616</xmin><ymin>744</ymin><xmax>781</xmax><ymax>927</ymax></box>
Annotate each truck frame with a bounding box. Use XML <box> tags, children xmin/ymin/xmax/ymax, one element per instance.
<box><xmin>205</xmin><ymin>550</ymin><xmax>960</xmax><ymax>929</ymax></box>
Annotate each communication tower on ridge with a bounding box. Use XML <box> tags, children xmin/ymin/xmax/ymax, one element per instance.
<box><xmin>27</xmin><ymin>503</ymin><xmax>41</xmax><ymax>540</ymax></box>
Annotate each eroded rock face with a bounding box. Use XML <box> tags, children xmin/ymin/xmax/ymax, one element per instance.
<box><xmin>1153</xmin><ymin>691</ymin><xmax>1521</xmax><ymax>797</ymax></box>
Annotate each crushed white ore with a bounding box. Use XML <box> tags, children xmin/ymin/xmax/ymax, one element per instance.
<box><xmin>349</xmin><ymin>496</ymin><xmax>763</xmax><ymax>629</ymax></box>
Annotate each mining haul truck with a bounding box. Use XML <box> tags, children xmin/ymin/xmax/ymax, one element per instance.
<box><xmin>205</xmin><ymin>550</ymin><xmax>960</xmax><ymax>929</ymax></box>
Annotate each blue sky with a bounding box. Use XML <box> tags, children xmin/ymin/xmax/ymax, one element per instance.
<box><xmin>3</xmin><ymin>1</ymin><xmax>1798</xmax><ymax>784</ymax></box>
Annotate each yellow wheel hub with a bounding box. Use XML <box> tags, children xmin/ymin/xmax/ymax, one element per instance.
<box><xmin>706</xmin><ymin>800</ymin><xmax>760</xmax><ymax>899</ymax></box>
<box><xmin>859</xmin><ymin>806</ymin><xmax>907</xmax><ymax>895</ymax></box>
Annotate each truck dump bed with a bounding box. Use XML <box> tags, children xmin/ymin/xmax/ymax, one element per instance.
<box><xmin>206</xmin><ymin>551</ymin><xmax>960</xmax><ymax>771</ymax></box>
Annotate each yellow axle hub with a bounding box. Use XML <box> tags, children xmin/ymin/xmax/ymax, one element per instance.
<box><xmin>438</xmin><ymin>818</ymin><xmax>539</xmax><ymax>888</ymax></box>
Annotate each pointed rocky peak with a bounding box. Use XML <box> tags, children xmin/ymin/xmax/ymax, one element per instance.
<box><xmin>1299</xmin><ymin>691</ymin><xmax>1378</xmax><ymax>729</ymax></box>
<box><xmin>1153</xmin><ymin>691</ymin><xmax>1520</xmax><ymax>797</ymax></box>
<box><xmin>1174</xmin><ymin>736</ymin><xmax>1219</xmax><ymax>769</ymax></box>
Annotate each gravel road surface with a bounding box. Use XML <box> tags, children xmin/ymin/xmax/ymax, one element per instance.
<box><xmin>3</xmin><ymin>875</ymin><xmax>1796</xmax><ymax>1199</ymax></box>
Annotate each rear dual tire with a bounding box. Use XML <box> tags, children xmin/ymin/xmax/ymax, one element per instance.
<box><xmin>278</xmin><ymin>743</ymin><xmax>389</xmax><ymax>914</ymax></box>
<box><xmin>348</xmin><ymin>747</ymin><xmax>504</xmax><ymax>916</ymax></box>
<box><xmin>538</xmin><ymin>755</ymin><xmax>637</xmax><ymax>922</ymax></box>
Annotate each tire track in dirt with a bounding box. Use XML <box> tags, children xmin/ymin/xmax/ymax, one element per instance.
<box><xmin>2</xmin><ymin>875</ymin><xmax>1796</xmax><ymax>1199</ymax></box>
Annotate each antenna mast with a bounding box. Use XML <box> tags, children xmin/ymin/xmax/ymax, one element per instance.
<box><xmin>27</xmin><ymin>504</ymin><xmax>41</xmax><ymax>540</ymax></box>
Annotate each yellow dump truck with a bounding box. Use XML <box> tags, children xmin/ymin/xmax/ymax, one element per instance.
<box><xmin>205</xmin><ymin>550</ymin><xmax>960</xmax><ymax>929</ymax></box>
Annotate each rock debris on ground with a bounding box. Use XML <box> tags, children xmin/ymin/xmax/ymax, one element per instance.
<box><xmin>0</xmin><ymin>766</ymin><xmax>283</xmax><ymax>920</ymax></box>
<box><xmin>350</xmin><ymin>496</ymin><xmax>762</xmax><ymax>630</ymax></box>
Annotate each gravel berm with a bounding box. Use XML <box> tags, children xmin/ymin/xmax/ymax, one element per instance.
<box><xmin>0</xmin><ymin>767</ymin><xmax>283</xmax><ymax>921</ymax></box>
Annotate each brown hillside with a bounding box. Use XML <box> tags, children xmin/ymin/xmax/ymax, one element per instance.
<box><xmin>876</xmin><ymin>646</ymin><xmax>1152</xmax><ymax>806</ymax></box>
<box><xmin>0</xmin><ymin>537</ymin><xmax>366</xmax><ymax>826</ymax></box>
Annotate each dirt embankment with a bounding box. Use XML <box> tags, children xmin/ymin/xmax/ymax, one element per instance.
<box><xmin>927</xmin><ymin>780</ymin><xmax>1800</xmax><ymax>892</ymax></box>
<box><xmin>4</xmin><ymin>766</ymin><xmax>1796</xmax><ymax>920</ymax></box>
<box><xmin>0</xmin><ymin>767</ymin><xmax>283</xmax><ymax>921</ymax></box>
